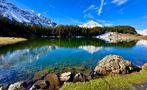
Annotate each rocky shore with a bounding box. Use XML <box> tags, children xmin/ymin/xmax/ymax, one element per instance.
<box><xmin>1</xmin><ymin>55</ymin><xmax>147</xmax><ymax>90</ymax></box>
<box><xmin>98</xmin><ymin>32</ymin><xmax>144</xmax><ymax>43</ymax></box>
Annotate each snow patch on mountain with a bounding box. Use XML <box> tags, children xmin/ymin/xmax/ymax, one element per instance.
<box><xmin>137</xmin><ymin>29</ymin><xmax>147</xmax><ymax>36</ymax></box>
<box><xmin>96</xmin><ymin>32</ymin><xmax>114</xmax><ymax>42</ymax></box>
<box><xmin>0</xmin><ymin>1</ymin><xmax>56</xmax><ymax>26</ymax></box>
<box><xmin>79</xmin><ymin>20</ymin><xmax>103</xmax><ymax>28</ymax></box>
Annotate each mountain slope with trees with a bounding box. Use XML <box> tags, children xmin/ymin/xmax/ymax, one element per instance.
<box><xmin>0</xmin><ymin>16</ymin><xmax>137</xmax><ymax>38</ymax></box>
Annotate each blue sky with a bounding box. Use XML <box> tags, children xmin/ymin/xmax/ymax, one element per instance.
<box><xmin>9</xmin><ymin>0</ymin><xmax>147</xmax><ymax>30</ymax></box>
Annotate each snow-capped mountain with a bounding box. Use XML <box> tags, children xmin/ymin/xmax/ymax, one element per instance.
<box><xmin>0</xmin><ymin>0</ymin><xmax>56</xmax><ymax>26</ymax></box>
<box><xmin>79</xmin><ymin>20</ymin><xmax>103</xmax><ymax>28</ymax></box>
<box><xmin>137</xmin><ymin>29</ymin><xmax>147</xmax><ymax>36</ymax></box>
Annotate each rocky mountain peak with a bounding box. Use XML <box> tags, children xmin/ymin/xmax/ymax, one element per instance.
<box><xmin>0</xmin><ymin>0</ymin><xmax>56</xmax><ymax>27</ymax></box>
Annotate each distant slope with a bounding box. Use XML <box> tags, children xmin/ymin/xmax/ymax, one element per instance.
<box><xmin>0</xmin><ymin>0</ymin><xmax>56</xmax><ymax>26</ymax></box>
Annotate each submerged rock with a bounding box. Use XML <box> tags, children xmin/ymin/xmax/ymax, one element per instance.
<box><xmin>94</xmin><ymin>55</ymin><xmax>134</xmax><ymax>75</ymax></box>
<box><xmin>8</xmin><ymin>81</ymin><xmax>28</xmax><ymax>90</ymax></box>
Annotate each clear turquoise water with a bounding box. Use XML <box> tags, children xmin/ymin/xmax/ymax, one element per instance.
<box><xmin>0</xmin><ymin>38</ymin><xmax>147</xmax><ymax>85</ymax></box>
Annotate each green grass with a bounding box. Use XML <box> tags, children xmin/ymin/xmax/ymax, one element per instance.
<box><xmin>61</xmin><ymin>68</ymin><xmax>147</xmax><ymax>90</ymax></box>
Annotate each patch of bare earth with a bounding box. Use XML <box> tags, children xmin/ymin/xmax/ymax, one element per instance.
<box><xmin>0</xmin><ymin>37</ymin><xmax>27</xmax><ymax>46</ymax></box>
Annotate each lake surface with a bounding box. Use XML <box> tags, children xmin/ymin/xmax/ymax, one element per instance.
<box><xmin>0</xmin><ymin>38</ymin><xmax>147</xmax><ymax>85</ymax></box>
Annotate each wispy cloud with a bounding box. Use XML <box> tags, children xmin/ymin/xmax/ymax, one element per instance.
<box><xmin>83</xmin><ymin>5</ymin><xmax>98</xmax><ymax>19</ymax></box>
<box><xmin>49</xmin><ymin>4</ymin><xmax>55</xmax><ymax>9</ymax></box>
<box><xmin>84</xmin><ymin>13</ymin><xmax>94</xmax><ymax>19</ymax></box>
<box><xmin>97</xmin><ymin>19</ymin><xmax>113</xmax><ymax>26</ymax></box>
<box><xmin>143</xmin><ymin>15</ymin><xmax>147</xmax><ymax>19</ymax></box>
<box><xmin>83</xmin><ymin>5</ymin><xmax>98</xmax><ymax>13</ymax></box>
<box><xmin>68</xmin><ymin>17</ymin><xmax>83</xmax><ymax>24</ymax></box>
<box><xmin>48</xmin><ymin>4</ymin><xmax>82</xmax><ymax>25</ymax></box>
<box><xmin>119</xmin><ymin>9</ymin><xmax>125</xmax><ymax>14</ymax></box>
<box><xmin>59</xmin><ymin>15</ymin><xmax>83</xmax><ymax>25</ymax></box>
<box><xmin>111</xmin><ymin>0</ymin><xmax>128</xmax><ymax>6</ymax></box>
<box><xmin>83</xmin><ymin>0</ymin><xmax>106</xmax><ymax>17</ymax></box>
<box><xmin>98</xmin><ymin>0</ymin><xmax>104</xmax><ymax>16</ymax></box>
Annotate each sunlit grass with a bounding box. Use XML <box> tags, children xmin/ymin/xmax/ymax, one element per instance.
<box><xmin>61</xmin><ymin>68</ymin><xmax>147</xmax><ymax>90</ymax></box>
<box><xmin>0</xmin><ymin>37</ymin><xmax>26</xmax><ymax>45</ymax></box>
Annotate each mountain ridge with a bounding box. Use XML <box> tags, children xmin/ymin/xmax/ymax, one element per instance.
<box><xmin>0</xmin><ymin>0</ymin><xmax>56</xmax><ymax>27</ymax></box>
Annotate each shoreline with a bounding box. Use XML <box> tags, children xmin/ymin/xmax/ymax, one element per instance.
<box><xmin>0</xmin><ymin>33</ymin><xmax>146</xmax><ymax>46</ymax></box>
<box><xmin>61</xmin><ymin>69</ymin><xmax>147</xmax><ymax>90</ymax></box>
<box><xmin>1</xmin><ymin>55</ymin><xmax>147</xmax><ymax>90</ymax></box>
<box><xmin>97</xmin><ymin>32</ymin><xmax>147</xmax><ymax>43</ymax></box>
<box><xmin>0</xmin><ymin>37</ymin><xmax>27</xmax><ymax>46</ymax></box>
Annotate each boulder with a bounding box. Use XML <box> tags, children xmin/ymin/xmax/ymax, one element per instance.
<box><xmin>8</xmin><ymin>81</ymin><xmax>28</xmax><ymax>90</ymax></box>
<box><xmin>73</xmin><ymin>73</ymin><xmax>87</xmax><ymax>82</ymax></box>
<box><xmin>82</xmin><ymin>69</ymin><xmax>95</xmax><ymax>79</ymax></box>
<box><xmin>44</xmin><ymin>73</ymin><xmax>60</xmax><ymax>90</ymax></box>
<box><xmin>94</xmin><ymin>55</ymin><xmax>134</xmax><ymax>75</ymax></box>
<box><xmin>33</xmin><ymin>73</ymin><xmax>47</xmax><ymax>81</ymax></box>
<box><xmin>26</xmin><ymin>80</ymin><xmax>35</xmax><ymax>89</ymax></box>
<box><xmin>60</xmin><ymin>72</ymin><xmax>75</xmax><ymax>82</ymax></box>
<box><xmin>29</xmin><ymin>80</ymin><xmax>49</xmax><ymax>90</ymax></box>
<box><xmin>142</xmin><ymin>63</ymin><xmax>147</xmax><ymax>69</ymax></box>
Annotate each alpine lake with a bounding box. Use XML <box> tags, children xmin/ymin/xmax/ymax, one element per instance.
<box><xmin>0</xmin><ymin>38</ymin><xmax>147</xmax><ymax>85</ymax></box>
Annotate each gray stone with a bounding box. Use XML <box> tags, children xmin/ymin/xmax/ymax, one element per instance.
<box><xmin>8</xmin><ymin>81</ymin><xmax>27</xmax><ymax>90</ymax></box>
<box><xmin>0</xmin><ymin>84</ymin><xmax>3</xmax><ymax>90</ymax></box>
<box><xmin>29</xmin><ymin>80</ymin><xmax>49</xmax><ymax>90</ymax></box>
<box><xmin>142</xmin><ymin>63</ymin><xmax>147</xmax><ymax>69</ymax></box>
<box><xmin>73</xmin><ymin>73</ymin><xmax>87</xmax><ymax>82</ymax></box>
<box><xmin>94</xmin><ymin>55</ymin><xmax>134</xmax><ymax>75</ymax></box>
<box><xmin>60</xmin><ymin>72</ymin><xmax>72</xmax><ymax>82</ymax></box>
<box><xmin>44</xmin><ymin>73</ymin><xmax>60</xmax><ymax>90</ymax></box>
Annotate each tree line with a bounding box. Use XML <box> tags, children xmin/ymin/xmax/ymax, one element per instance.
<box><xmin>0</xmin><ymin>16</ymin><xmax>137</xmax><ymax>38</ymax></box>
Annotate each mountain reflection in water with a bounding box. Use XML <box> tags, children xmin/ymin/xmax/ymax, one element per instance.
<box><xmin>0</xmin><ymin>38</ymin><xmax>147</xmax><ymax>85</ymax></box>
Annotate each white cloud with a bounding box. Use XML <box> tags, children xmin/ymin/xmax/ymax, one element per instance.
<box><xmin>83</xmin><ymin>0</ymin><xmax>106</xmax><ymax>16</ymax></box>
<box><xmin>104</xmin><ymin>23</ymin><xmax>113</xmax><ymax>26</ymax></box>
<box><xmin>69</xmin><ymin>18</ymin><xmax>83</xmax><ymax>24</ymax></box>
<box><xmin>111</xmin><ymin>0</ymin><xmax>128</xmax><ymax>6</ymax></box>
<box><xmin>49</xmin><ymin>4</ymin><xmax>55</xmax><ymax>8</ymax></box>
<box><xmin>83</xmin><ymin>5</ymin><xmax>98</xmax><ymax>13</ymax></box>
<box><xmin>84</xmin><ymin>13</ymin><xmax>94</xmax><ymax>19</ymax></box>
<box><xmin>83</xmin><ymin>0</ymin><xmax>106</xmax><ymax>18</ymax></box>
<box><xmin>83</xmin><ymin>5</ymin><xmax>98</xmax><ymax>19</ymax></box>
<box><xmin>96</xmin><ymin>19</ymin><xmax>113</xmax><ymax>26</ymax></box>
<box><xmin>98</xmin><ymin>0</ymin><xmax>105</xmax><ymax>16</ymax></box>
